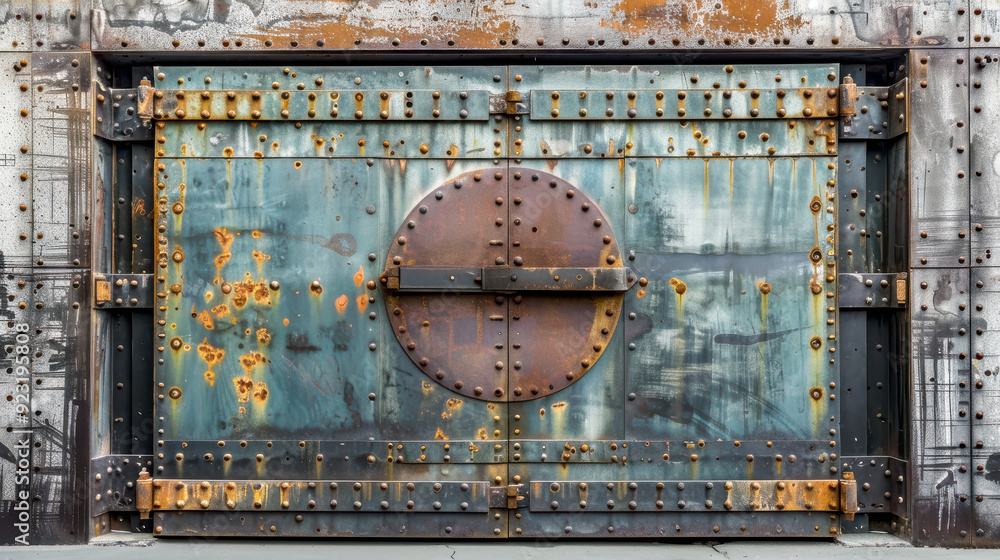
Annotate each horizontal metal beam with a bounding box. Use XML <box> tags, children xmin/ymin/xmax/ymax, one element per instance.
<box><xmin>154</xmin><ymin>89</ymin><xmax>491</xmax><ymax>121</ymax></box>
<box><xmin>389</xmin><ymin>266</ymin><xmax>636</xmax><ymax>292</ymax></box>
<box><xmin>138</xmin><ymin>479</ymin><xmax>492</xmax><ymax>514</ymax></box>
<box><xmin>529</xmin><ymin>479</ymin><xmax>857</xmax><ymax>516</ymax></box>
<box><xmin>530</xmin><ymin>87</ymin><xmax>838</xmax><ymax>121</ymax></box>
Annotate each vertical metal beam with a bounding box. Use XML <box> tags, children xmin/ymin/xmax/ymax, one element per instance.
<box><xmin>909</xmin><ymin>49</ymin><xmax>973</xmax><ymax>547</ymax></box>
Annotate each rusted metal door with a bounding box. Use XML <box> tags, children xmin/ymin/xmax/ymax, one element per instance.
<box><xmin>146</xmin><ymin>64</ymin><xmax>848</xmax><ymax>537</ymax></box>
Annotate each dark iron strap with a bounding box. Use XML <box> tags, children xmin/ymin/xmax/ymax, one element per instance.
<box><xmin>383</xmin><ymin>266</ymin><xmax>637</xmax><ymax>292</ymax></box>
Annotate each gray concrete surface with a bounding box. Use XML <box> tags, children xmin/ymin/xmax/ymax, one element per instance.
<box><xmin>5</xmin><ymin>534</ymin><xmax>997</xmax><ymax>560</ymax></box>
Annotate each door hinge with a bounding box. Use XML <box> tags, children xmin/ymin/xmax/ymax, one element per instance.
<box><xmin>839</xmin><ymin>472</ymin><xmax>859</xmax><ymax>521</ymax></box>
<box><xmin>135</xmin><ymin>471</ymin><xmax>152</xmax><ymax>519</ymax></box>
<box><xmin>490</xmin><ymin>484</ymin><xmax>525</xmax><ymax>508</ymax></box>
<box><xmin>490</xmin><ymin>91</ymin><xmax>529</xmax><ymax>115</ymax></box>
<box><xmin>94</xmin><ymin>273</ymin><xmax>154</xmax><ymax>309</ymax></box>
<box><xmin>839</xmin><ymin>75</ymin><xmax>858</xmax><ymax>121</ymax></box>
<box><xmin>94</xmin><ymin>80</ymin><xmax>156</xmax><ymax>141</ymax></box>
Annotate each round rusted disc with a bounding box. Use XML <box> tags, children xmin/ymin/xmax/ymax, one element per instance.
<box><xmin>382</xmin><ymin>167</ymin><xmax>624</xmax><ymax>402</ymax></box>
<box><xmin>382</xmin><ymin>169</ymin><xmax>510</xmax><ymax>402</ymax></box>
<box><xmin>506</xmin><ymin>168</ymin><xmax>624</xmax><ymax>401</ymax></box>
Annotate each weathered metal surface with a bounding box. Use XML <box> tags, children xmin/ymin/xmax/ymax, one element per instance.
<box><xmin>91</xmin><ymin>0</ymin><xmax>968</xmax><ymax>52</ymax></box>
<box><xmin>970</xmin><ymin>51</ymin><xmax>1000</xmax><ymax>268</ymax></box>
<box><xmin>623</xmin><ymin>155</ymin><xmax>837</xmax><ymax>441</ymax></box>
<box><xmin>970</xmin><ymin>268</ymin><xmax>1000</xmax><ymax>543</ymax></box>
<box><xmin>93</xmin><ymin>82</ymin><xmax>154</xmax><ymax>141</ymax></box>
<box><xmin>911</xmin><ymin>268</ymin><xmax>972</xmax><ymax>545</ymax></box>
<box><xmin>909</xmin><ymin>50</ymin><xmax>970</xmax><ymax>268</ymax></box>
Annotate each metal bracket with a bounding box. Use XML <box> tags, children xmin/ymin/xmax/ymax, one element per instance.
<box><xmin>94</xmin><ymin>273</ymin><xmax>154</xmax><ymax>309</ymax></box>
<box><xmin>841</xmin><ymin>456</ymin><xmax>907</xmax><ymax>517</ymax></box>
<box><xmin>385</xmin><ymin>266</ymin><xmax>636</xmax><ymax>292</ymax></box>
<box><xmin>838</xmin><ymin>273</ymin><xmax>907</xmax><ymax>309</ymax></box>
<box><xmin>91</xmin><ymin>455</ymin><xmax>154</xmax><ymax>516</ymax></box>
<box><xmin>490</xmin><ymin>484</ymin><xmax>525</xmax><ymax>509</ymax></box>
<box><xmin>94</xmin><ymin>81</ymin><xmax>155</xmax><ymax>141</ymax></box>
<box><xmin>490</xmin><ymin>91</ymin><xmax>528</xmax><ymax>115</ymax></box>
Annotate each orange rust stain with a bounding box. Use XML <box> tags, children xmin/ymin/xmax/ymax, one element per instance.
<box><xmin>434</xmin><ymin>428</ymin><xmax>448</xmax><ymax>440</ymax></box>
<box><xmin>669</xmin><ymin>277</ymin><xmax>688</xmax><ymax>295</ymax></box>
<box><xmin>238</xmin><ymin>406</ymin><xmax>246</xmax><ymax>414</ymax></box>
<box><xmin>197</xmin><ymin>338</ymin><xmax>225</xmax><ymax>387</ymax></box>
<box><xmin>637</xmin><ymin>287</ymin><xmax>647</xmax><ymax>298</ymax></box>
<box><xmin>353</xmin><ymin>265</ymin><xmax>364</xmax><ymax>286</ymax></box>
<box><xmin>356</xmin><ymin>294</ymin><xmax>368</xmax><ymax>313</ymax></box>
<box><xmin>239</xmin><ymin>12</ymin><xmax>517</xmax><ymax>50</ymax></box>
<box><xmin>239</xmin><ymin>351</ymin><xmax>266</xmax><ymax>376</ymax></box>
<box><xmin>213</xmin><ymin>227</ymin><xmax>235</xmax><ymax>281</ymax></box>
<box><xmin>335</xmin><ymin>294</ymin><xmax>349</xmax><ymax>314</ymax></box>
<box><xmin>602</xmin><ymin>0</ymin><xmax>801</xmax><ymax>38</ymax></box>
<box><xmin>442</xmin><ymin>398</ymin><xmax>464</xmax><ymax>419</ymax></box>
<box><xmin>192</xmin><ymin>306</ymin><xmax>215</xmax><ymax>330</ymax></box>
<box><xmin>256</xmin><ymin>328</ymin><xmax>271</xmax><ymax>345</ymax></box>
<box><xmin>552</xmin><ymin>402</ymin><xmax>567</xmax><ymax>409</ymax></box>
<box><xmin>197</xmin><ymin>338</ymin><xmax>225</xmax><ymax>369</ymax></box>
<box><xmin>252</xmin><ymin>381</ymin><xmax>269</xmax><ymax>403</ymax></box>
<box><xmin>252</xmin><ymin>249</ymin><xmax>271</xmax><ymax>271</ymax></box>
<box><xmin>232</xmin><ymin>272</ymin><xmax>272</xmax><ymax>308</ymax></box>
<box><xmin>234</xmin><ymin>376</ymin><xmax>254</xmax><ymax>403</ymax></box>
<box><xmin>132</xmin><ymin>198</ymin><xmax>147</xmax><ymax>217</ymax></box>
<box><xmin>251</xmin><ymin>229</ymin><xmax>263</xmax><ymax>239</ymax></box>
<box><xmin>477</xmin><ymin>427</ymin><xmax>489</xmax><ymax>440</ymax></box>
<box><xmin>283</xmin><ymin>318</ymin><xmax>290</xmax><ymax>326</ymax></box>
<box><xmin>211</xmin><ymin>303</ymin><xmax>230</xmax><ymax>317</ymax></box>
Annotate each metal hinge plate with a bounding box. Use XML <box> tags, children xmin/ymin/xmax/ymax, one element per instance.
<box><xmin>94</xmin><ymin>273</ymin><xmax>154</xmax><ymax>309</ymax></box>
<box><xmin>94</xmin><ymin>80</ymin><xmax>155</xmax><ymax>141</ymax></box>
<box><xmin>839</xmin><ymin>77</ymin><xmax>907</xmax><ymax>140</ymax></box>
<box><xmin>838</xmin><ymin>273</ymin><xmax>907</xmax><ymax>309</ymax></box>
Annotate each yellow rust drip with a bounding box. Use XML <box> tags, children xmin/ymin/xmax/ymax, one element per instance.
<box><xmin>703</xmin><ymin>159</ymin><xmax>710</xmax><ymax>216</ymax></box>
<box><xmin>434</xmin><ymin>428</ymin><xmax>448</xmax><ymax>440</ymax></box>
<box><xmin>213</xmin><ymin>227</ymin><xmax>235</xmax><ymax>283</ymax></box>
<box><xmin>728</xmin><ymin>159</ymin><xmax>735</xmax><ymax>200</ymax></box>
<box><xmin>353</xmin><ymin>265</ymin><xmax>364</xmax><ymax>286</ymax></box>
<box><xmin>252</xmin><ymin>250</ymin><xmax>271</xmax><ymax>271</ymax></box>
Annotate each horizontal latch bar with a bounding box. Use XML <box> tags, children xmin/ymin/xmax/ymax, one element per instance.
<box><xmin>389</xmin><ymin>266</ymin><xmax>636</xmax><ymax>292</ymax></box>
<box><xmin>530</xmin><ymin>479</ymin><xmax>857</xmax><ymax>515</ymax></box>
<box><xmin>139</xmin><ymin>480</ymin><xmax>491</xmax><ymax>513</ymax></box>
<box><xmin>838</xmin><ymin>273</ymin><xmax>907</xmax><ymax>309</ymax></box>
<box><xmin>155</xmin><ymin>89</ymin><xmax>491</xmax><ymax>121</ymax></box>
<box><xmin>94</xmin><ymin>273</ymin><xmax>154</xmax><ymax>309</ymax></box>
<box><xmin>529</xmin><ymin>87</ymin><xmax>838</xmax><ymax>121</ymax></box>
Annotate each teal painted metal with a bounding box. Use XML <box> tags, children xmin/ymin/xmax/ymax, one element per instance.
<box><xmin>151</xmin><ymin>64</ymin><xmax>839</xmax><ymax>538</ymax></box>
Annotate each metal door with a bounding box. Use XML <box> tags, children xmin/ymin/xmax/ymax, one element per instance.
<box><xmin>144</xmin><ymin>64</ymin><xmax>849</xmax><ymax>538</ymax></box>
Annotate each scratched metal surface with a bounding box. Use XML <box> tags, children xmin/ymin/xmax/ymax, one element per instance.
<box><xmin>89</xmin><ymin>0</ymin><xmax>969</xmax><ymax>52</ymax></box>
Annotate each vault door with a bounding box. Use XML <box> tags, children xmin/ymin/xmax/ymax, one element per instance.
<box><xmin>149</xmin><ymin>66</ymin><xmax>509</xmax><ymax>537</ymax></box>
<box><xmin>506</xmin><ymin>64</ymin><xmax>847</xmax><ymax>538</ymax></box>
